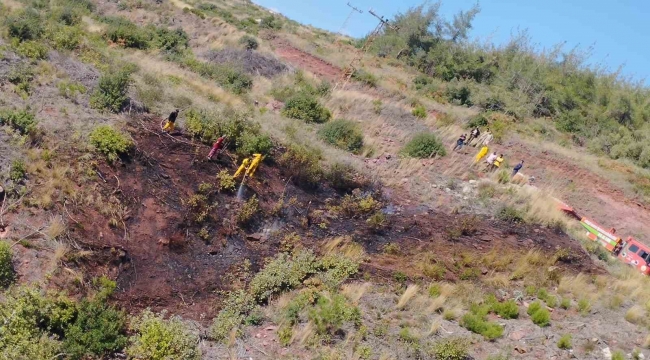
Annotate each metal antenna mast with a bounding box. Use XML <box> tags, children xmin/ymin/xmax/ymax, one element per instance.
<box><xmin>338</xmin><ymin>2</ymin><xmax>363</xmax><ymax>35</ymax></box>
<box><xmin>334</xmin><ymin>8</ymin><xmax>398</xmax><ymax>91</ymax></box>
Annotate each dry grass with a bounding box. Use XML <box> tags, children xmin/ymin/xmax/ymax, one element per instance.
<box><xmin>396</xmin><ymin>285</ymin><xmax>419</xmax><ymax>310</ymax></box>
<box><xmin>341</xmin><ymin>282</ymin><xmax>371</xmax><ymax>305</ymax></box>
<box><xmin>321</xmin><ymin>236</ymin><xmax>365</xmax><ymax>262</ymax></box>
<box><xmin>624</xmin><ymin>305</ymin><xmax>645</xmax><ymax>325</ymax></box>
<box><xmin>45</xmin><ymin>216</ymin><xmax>66</xmax><ymax>240</ymax></box>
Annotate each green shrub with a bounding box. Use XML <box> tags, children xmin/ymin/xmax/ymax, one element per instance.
<box><xmin>308</xmin><ymin>293</ymin><xmax>361</xmax><ymax>335</ymax></box>
<box><xmin>15</xmin><ymin>40</ymin><xmax>48</xmax><ymax>59</ymax></box>
<box><xmin>428</xmin><ymin>284</ymin><xmax>441</xmax><ymax>298</ymax></box>
<box><xmin>491</xmin><ymin>300</ymin><xmax>519</xmax><ymax>319</ymax></box>
<box><xmin>278</xmin><ymin>325</ymin><xmax>292</xmax><ymax>346</ymax></box>
<box><xmin>279</xmin><ymin>144</ymin><xmax>323</xmax><ymax>188</ymax></box>
<box><xmin>282</xmin><ymin>93</ymin><xmax>331</xmax><ymax>123</ymax></box>
<box><xmin>90</xmin><ymin>71</ymin><xmax>131</xmax><ymax>113</ymax></box>
<box><xmin>176</xmin><ymin>56</ymin><xmax>252</xmax><ymax>94</ymax></box>
<box><xmin>239</xmin><ymin>35</ymin><xmax>259</xmax><ymax>50</ymax></box>
<box><xmin>0</xmin><ymin>287</ymin><xmax>65</xmax><ymax>359</ymax></box>
<box><xmin>366</xmin><ymin>211</ymin><xmax>388</xmax><ymax>232</ymax></box>
<box><xmin>55</xmin><ymin>6</ymin><xmax>82</xmax><ymax>25</ymax></box>
<box><xmin>237</xmin><ymin>132</ymin><xmax>273</xmax><ymax>157</ymax></box>
<box><xmin>460</xmin><ymin>311</ymin><xmax>503</xmax><ymax>340</ymax></box>
<box><xmin>497</xmin><ymin>206</ymin><xmax>524</xmax><ymax>223</ymax></box>
<box><xmin>557</xmin><ymin>334</ymin><xmax>572</xmax><ymax>349</ymax></box>
<box><xmin>412</xmin><ymin>105</ymin><xmax>427</xmax><ymax>118</ymax></box>
<box><xmin>528</xmin><ymin>303</ymin><xmax>550</xmax><ymax>327</ymax></box>
<box><xmin>0</xmin><ymin>109</ymin><xmax>37</xmax><ymax>134</ymax></box>
<box><xmin>104</xmin><ymin>18</ymin><xmax>151</xmax><ymax>49</ymax></box>
<box><xmin>151</xmin><ymin>27</ymin><xmax>189</xmax><ymax>54</ymax></box>
<box><xmin>401</xmin><ymin>133</ymin><xmax>446</xmax><ymax>158</ymax></box>
<box><xmin>89</xmin><ymin>125</ymin><xmax>133</xmax><ymax>163</ymax></box>
<box><xmin>9</xmin><ymin>159</ymin><xmax>26</xmax><ymax>182</ymax></box>
<box><xmin>249</xmin><ymin>250</ymin><xmax>319</xmax><ymax>302</ymax></box>
<box><xmin>0</xmin><ymin>242</ymin><xmax>15</xmax><ymax>287</ymax></box>
<box><xmin>5</xmin><ymin>9</ymin><xmax>43</xmax><ymax>42</ymax></box>
<box><xmin>325</xmin><ymin>162</ymin><xmax>362</xmax><ymax>192</ymax></box>
<box><xmin>351</xmin><ymin>69</ymin><xmax>378</xmax><ymax>87</ymax></box>
<box><xmin>216</xmin><ymin>170</ymin><xmax>236</xmax><ymax>192</ymax></box>
<box><xmin>318</xmin><ymin>119</ymin><xmax>364</xmax><ymax>153</ymax></box>
<box><xmin>612</xmin><ymin>351</ymin><xmax>625</xmax><ymax>360</ymax></box>
<box><xmin>63</xmin><ymin>300</ymin><xmax>128</xmax><ymax>359</ymax></box>
<box><xmin>259</xmin><ymin>15</ymin><xmax>282</xmax><ymax>30</ymax></box>
<box><xmin>236</xmin><ymin>195</ymin><xmax>259</xmax><ymax>226</ymax></box>
<box><xmin>211</xmin><ymin>290</ymin><xmax>256</xmax><ymax>341</ymax></box>
<box><xmin>429</xmin><ymin>337</ymin><xmax>469</xmax><ymax>360</ymax></box>
<box><xmin>560</xmin><ymin>298</ymin><xmax>571</xmax><ymax>310</ymax></box>
<box><xmin>577</xmin><ymin>298</ymin><xmax>591</xmax><ymax>314</ymax></box>
<box><xmin>58</xmin><ymin>80</ymin><xmax>87</xmax><ymax>98</ymax></box>
<box><xmin>49</xmin><ymin>25</ymin><xmax>82</xmax><ymax>50</ymax></box>
<box><xmin>127</xmin><ymin>309</ymin><xmax>200</xmax><ymax>360</ymax></box>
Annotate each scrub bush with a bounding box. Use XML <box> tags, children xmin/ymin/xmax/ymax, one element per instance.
<box><xmin>15</xmin><ymin>40</ymin><xmax>48</xmax><ymax>59</ymax></box>
<box><xmin>237</xmin><ymin>132</ymin><xmax>273</xmax><ymax>157</ymax></box>
<box><xmin>249</xmin><ymin>250</ymin><xmax>319</xmax><ymax>302</ymax></box>
<box><xmin>527</xmin><ymin>301</ymin><xmax>550</xmax><ymax>326</ymax></box>
<box><xmin>236</xmin><ymin>195</ymin><xmax>259</xmax><ymax>226</ymax></box>
<box><xmin>127</xmin><ymin>309</ymin><xmax>200</xmax><ymax>360</ymax></box>
<box><xmin>351</xmin><ymin>69</ymin><xmax>378</xmax><ymax>87</ymax></box>
<box><xmin>90</xmin><ymin>71</ymin><xmax>131</xmax><ymax>113</ymax></box>
<box><xmin>89</xmin><ymin>125</ymin><xmax>133</xmax><ymax>163</ymax></box>
<box><xmin>401</xmin><ymin>133</ymin><xmax>446</xmax><ymax>158</ymax></box>
<box><xmin>282</xmin><ymin>93</ymin><xmax>332</xmax><ymax>123</ymax></box>
<box><xmin>326</xmin><ymin>162</ymin><xmax>362</xmax><ymax>192</ymax></box>
<box><xmin>318</xmin><ymin>119</ymin><xmax>364</xmax><ymax>153</ymax></box>
<box><xmin>308</xmin><ymin>293</ymin><xmax>361</xmax><ymax>335</ymax></box>
<box><xmin>211</xmin><ymin>290</ymin><xmax>256</xmax><ymax>341</ymax></box>
<box><xmin>5</xmin><ymin>9</ymin><xmax>43</xmax><ymax>42</ymax></box>
<box><xmin>63</xmin><ymin>300</ymin><xmax>128</xmax><ymax>359</ymax></box>
<box><xmin>557</xmin><ymin>334</ymin><xmax>572</xmax><ymax>349</ymax></box>
<box><xmin>412</xmin><ymin>105</ymin><xmax>427</xmax><ymax>118</ymax></box>
<box><xmin>279</xmin><ymin>144</ymin><xmax>323</xmax><ymax>188</ymax></box>
<box><xmin>10</xmin><ymin>159</ymin><xmax>26</xmax><ymax>182</ymax></box>
<box><xmin>0</xmin><ymin>242</ymin><xmax>15</xmax><ymax>287</ymax></box>
<box><xmin>239</xmin><ymin>35</ymin><xmax>259</xmax><ymax>50</ymax></box>
<box><xmin>429</xmin><ymin>337</ymin><xmax>469</xmax><ymax>360</ymax></box>
<box><xmin>0</xmin><ymin>109</ymin><xmax>37</xmax><ymax>135</ymax></box>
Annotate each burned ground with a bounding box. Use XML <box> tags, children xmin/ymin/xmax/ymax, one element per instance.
<box><xmin>56</xmin><ymin>114</ymin><xmax>599</xmax><ymax>322</ymax></box>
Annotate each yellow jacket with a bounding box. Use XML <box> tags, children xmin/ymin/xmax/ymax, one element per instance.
<box><xmin>475</xmin><ymin>146</ymin><xmax>489</xmax><ymax>163</ymax></box>
<box><xmin>493</xmin><ymin>156</ymin><xmax>504</xmax><ymax>167</ymax></box>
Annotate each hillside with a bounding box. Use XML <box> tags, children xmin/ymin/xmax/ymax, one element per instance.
<box><xmin>1</xmin><ymin>0</ymin><xmax>650</xmax><ymax>359</ymax></box>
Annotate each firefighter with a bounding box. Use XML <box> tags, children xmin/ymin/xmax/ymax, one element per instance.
<box><xmin>234</xmin><ymin>157</ymin><xmax>251</xmax><ymax>178</ymax></box>
<box><xmin>162</xmin><ymin>109</ymin><xmax>179</xmax><ymax>133</ymax></box>
<box><xmin>246</xmin><ymin>153</ymin><xmax>264</xmax><ymax>178</ymax></box>
<box><xmin>491</xmin><ymin>154</ymin><xmax>504</xmax><ymax>171</ymax></box>
<box><xmin>207</xmin><ymin>136</ymin><xmax>227</xmax><ymax>160</ymax></box>
<box><xmin>474</xmin><ymin>146</ymin><xmax>488</xmax><ymax>163</ymax></box>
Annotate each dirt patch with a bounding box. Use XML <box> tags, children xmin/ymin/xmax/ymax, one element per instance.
<box><xmin>203</xmin><ymin>48</ymin><xmax>288</xmax><ymax>78</ymax></box>
<box><xmin>273</xmin><ymin>38</ymin><xmax>342</xmax><ymax>82</ymax></box>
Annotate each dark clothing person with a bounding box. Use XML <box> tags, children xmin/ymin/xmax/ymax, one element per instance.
<box><xmin>168</xmin><ymin>109</ymin><xmax>179</xmax><ymax>123</ymax></box>
<box><xmin>467</xmin><ymin>128</ymin><xmax>480</xmax><ymax>145</ymax></box>
<box><xmin>453</xmin><ymin>134</ymin><xmax>467</xmax><ymax>151</ymax></box>
<box><xmin>512</xmin><ymin>161</ymin><xmax>524</xmax><ymax>177</ymax></box>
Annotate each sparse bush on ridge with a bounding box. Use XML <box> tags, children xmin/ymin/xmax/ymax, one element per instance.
<box><xmin>279</xmin><ymin>144</ymin><xmax>323</xmax><ymax>188</ymax></box>
<box><xmin>318</xmin><ymin>119</ymin><xmax>364</xmax><ymax>153</ymax></box>
<box><xmin>0</xmin><ymin>109</ymin><xmax>37</xmax><ymax>135</ymax></box>
<box><xmin>239</xmin><ymin>35</ymin><xmax>259</xmax><ymax>50</ymax></box>
<box><xmin>401</xmin><ymin>133</ymin><xmax>446</xmax><ymax>158</ymax></box>
<box><xmin>282</xmin><ymin>93</ymin><xmax>332</xmax><ymax>123</ymax></box>
<box><xmin>90</xmin><ymin>71</ymin><xmax>131</xmax><ymax>113</ymax></box>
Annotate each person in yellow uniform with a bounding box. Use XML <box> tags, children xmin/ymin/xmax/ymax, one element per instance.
<box><xmin>234</xmin><ymin>157</ymin><xmax>251</xmax><ymax>178</ymax></box>
<box><xmin>491</xmin><ymin>154</ymin><xmax>504</xmax><ymax>171</ymax></box>
<box><xmin>162</xmin><ymin>109</ymin><xmax>179</xmax><ymax>133</ymax></box>
<box><xmin>246</xmin><ymin>154</ymin><xmax>264</xmax><ymax>178</ymax></box>
<box><xmin>474</xmin><ymin>146</ymin><xmax>488</xmax><ymax>163</ymax></box>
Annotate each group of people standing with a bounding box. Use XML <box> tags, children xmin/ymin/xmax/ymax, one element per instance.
<box><xmin>453</xmin><ymin>127</ymin><xmax>494</xmax><ymax>152</ymax></box>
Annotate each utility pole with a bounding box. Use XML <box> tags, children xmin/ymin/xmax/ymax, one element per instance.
<box><xmin>338</xmin><ymin>2</ymin><xmax>363</xmax><ymax>36</ymax></box>
<box><xmin>334</xmin><ymin>8</ymin><xmax>398</xmax><ymax>91</ymax></box>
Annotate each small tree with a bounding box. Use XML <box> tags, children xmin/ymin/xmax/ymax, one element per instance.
<box><xmin>90</xmin><ymin>71</ymin><xmax>131</xmax><ymax>113</ymax></box>
<box><xmin>127</xmin><ymin>309</ymin><xmax>200</xmax><ymax>360</ymax></box>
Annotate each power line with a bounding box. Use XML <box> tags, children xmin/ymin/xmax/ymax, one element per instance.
<box><xmin>338</xmin><ymin>2</ymin><xmax>363</xmax><ymax>36</ymax></box>
<box><xmin>334</xmin><ymin>8</ymin><xmax>398</xmax><ymax>91</ymax></box>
